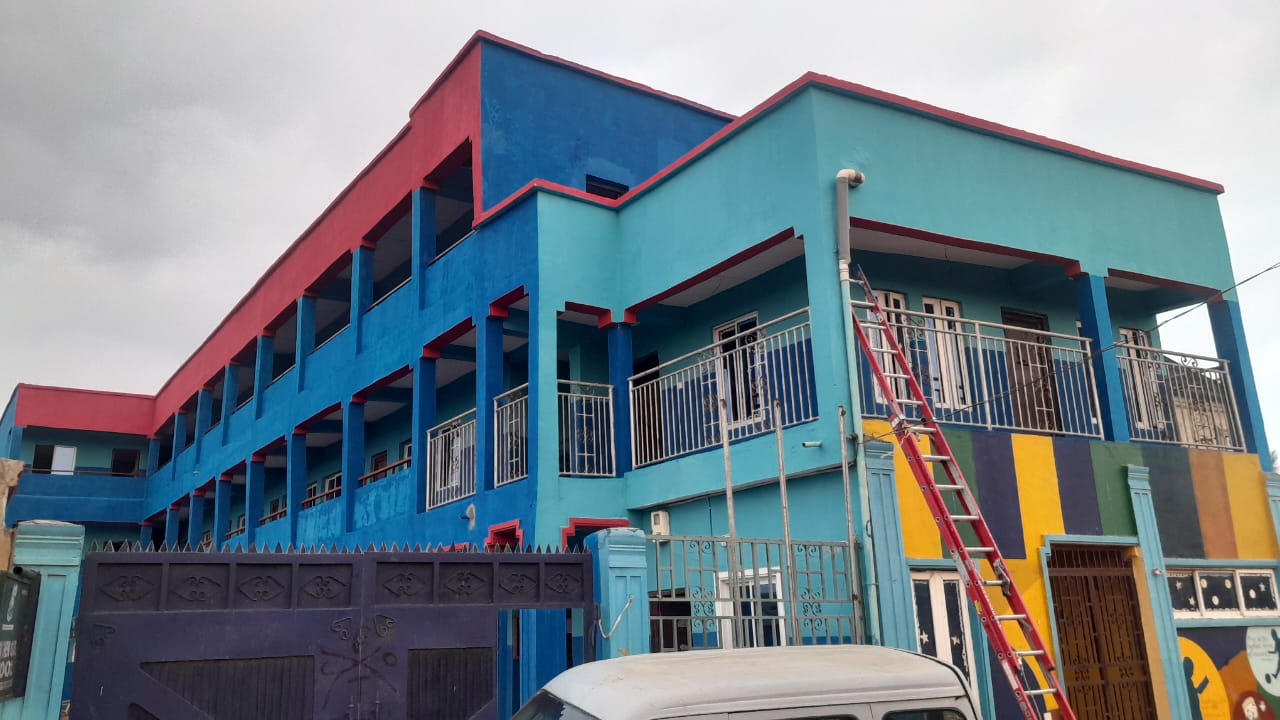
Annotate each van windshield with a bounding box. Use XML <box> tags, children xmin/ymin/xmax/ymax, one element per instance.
<box><xmin>512</xmin><ymin>690</ymin><xmax>601</xmax><ymax>720</ymax></box>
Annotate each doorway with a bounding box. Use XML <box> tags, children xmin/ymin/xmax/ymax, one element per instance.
<box><xmin>1000</xmin><ymin>309</ymin><xmax>1061</xmax><ymax>432</ymax></box>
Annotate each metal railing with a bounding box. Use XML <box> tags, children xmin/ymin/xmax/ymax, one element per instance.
<box><xmin>360</xmin><ymin>458</ymin><xmax>410</xmax><ymax>486</ymax></box>
<box><xmin>559</xmin><ymin>381</ymin><xmax>616</xmax><ymax>477</ymax></box>
<box><xmin>855</xmin><ymin>305</ymin><xmax>1102</xmax><ymax>438</ymax></box>
<box><xmin>1115</xmin><ymin>344</ymin><xmax>1244</xmax><ymax>451</ymax></box>
<box><xmin>629</xmin><ymin>309</ymin><xmax>817</xmax><ymax>467</ymax></box>
<box><xmin>302</xmin><ymin>484</ymin><xmax>341</xmax><ymax>509</ymax></box>
<box><xmin>648</xmin><ymin>534</ymin><xmax>859</xmax><ymax>651</ymax></box>
<box><xmin>426</xmin><ymin>409</ymin><xmax>477</xmax><ymax>509</ymax></box>
<box><xmin>495</xmin><ymin>384</ymin><xmax>530</xmax><ymax>486</ymax></box>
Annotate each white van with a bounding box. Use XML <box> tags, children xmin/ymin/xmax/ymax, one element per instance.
<box><xmin>512</xmin><ymin>645</ymin><xmax>980</xmax><ymax>720</ymax></box>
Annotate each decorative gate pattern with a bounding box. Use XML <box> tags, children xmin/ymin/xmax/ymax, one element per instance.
<box><xmin>1047</xmin><ymin>545</ymin><xmax>1157</xmax><ymax>720</ymax></box>
<box><xmin>72</xmin><ymin>545</ymin><xmax>594</xmax><ymax>720</ymax></box>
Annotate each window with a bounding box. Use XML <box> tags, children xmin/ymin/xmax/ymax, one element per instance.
<box><xmin>399</xmin><ymin>439</ymin><xmax>412</xmax><ymax>461</ymax></box>
<box><xmin>110</xmin><ymin>449</ymin><xmax>140</xmax><ymax>477</ymax></box>
<box><xmin>305</xmin><ymin>482</ymin><xmax>318</xmax><ymax>500</ymax></box>
<box><xmin>268</xmin><ymin>498</ymin><xmax>281</xmax><ymax>515</ymax></box>
<box><xmin>910</xmin><ymin>571</ymin><xmax>977</xmax><ymax>690</ymax></box>
<box><xmin>882</xmin><ymin>711</ymin><xmax>966</xmax><ymax>720</ymax></box>
<box><xmin>920</xmin><ymin>298</ymin><xmax>969</xmax><ymax>409</ymax></box>
<box><xmin>713</xmin><ymin>314</ymin><xmax>766</xmax><ymax>429</ymax></box>
<box><xmin>324</xmin><ymin>471</ymin><xmax>341</xmax><ymax>493</ymax></box>
<box><xmin>511</xmin><ymin>691</ymin><xmax>599</xmax><ymax>720</ymax></box>
<box><xmin>1118</xmin><ymin>327</ymin><xmax>1156</xmax><ymax>429</ymax></box>
<box><xmin>235</xmin><ymin>514</ymin><xmax>246</xmax><ymax>530</ymax></box>
<box><xmin>370</xmin><ymin>451</ymin><xmax>388</xmax><ymax>473</ymax></box>
<box><xmin>1169</xmin><ymin>568</ymin><xmax>1279</xmax><ymax>618</ymax></box>
<box><xmin>868</xmin><ymin>291</ymin><xmax>908</xmax><ymax>404</ymax></box>
<box><xmin>30</xmin><ymin>444</ymin><xmax>54</xmax><ymax>473</ymax></box>
<box><xmin>50</xmin><ymin>445</ymin><xmax>77</xmax><ymax>475</ymax></box>
<box><xmin>584</xmin><ymin>175</ymin><xmax>628</xmax><ymax>200</ymax></box>
<box><xmin>716</xmin><ymin>567</ymin><xmax>785</xmax><ymax>648</ymax></box>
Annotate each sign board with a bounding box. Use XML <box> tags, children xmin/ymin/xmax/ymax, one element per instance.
<box><xmin>0</xmin><ymin>568</ymin><xmax>39</xmax><ymax>701</ymax></box>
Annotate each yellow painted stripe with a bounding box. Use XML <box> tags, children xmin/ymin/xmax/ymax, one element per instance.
<box><xmin>1222</xmin><ymin>452</ymin><xmax>1279</xmax><ymax>560</ymax></box>
<box><xmin>1187</xmin><ymin>450</ymin><xmax>1237</xmax><ymax>559</ymax></box>
<box><xmin>864</xmin><ymin>420</ymin><xmax>943</xmax><ymax>560</ymax></box>
<box><xmin>1007</xmin><ymin>435</ymin><xmax>1064</xmax><ymax>658</ymax></box>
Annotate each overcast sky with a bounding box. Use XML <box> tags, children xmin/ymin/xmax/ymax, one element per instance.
<box><xmin>2</xmin><ymin>2</ymin><xmax>1277</xmax><ymax>449</ymax></box>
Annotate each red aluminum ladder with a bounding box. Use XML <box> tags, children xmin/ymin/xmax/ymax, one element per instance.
<box><xmin>849</xmin><ymin>267</ymin><xmax>1076</xmax><ymax>720</ymax></box>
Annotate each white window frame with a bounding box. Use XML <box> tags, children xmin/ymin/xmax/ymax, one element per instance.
<box><xmin>910</xmin><ymin>570</ymin><xmax>979</xmax><ymax>692</ymax></box>
<box><xmin>715</xmin><ymin>566</ymin><xmax>787</xmax><ymax>649</ymax></box>
<box><xmin>1169</xmin><ymin>568</ymin><xmax>1280</xmax><ymax>619</ymax></box>
<box><xmin>921</xmin><ymin>297</ymin><xmax>969</xmax><ymax>409</ymax></box>
<box><xmin>399</xmin><ymin>439</ymin><xmax>412</xmax><ymax>460</ymax></box>
<box><xmin>323</xmin><ymin>471</ymin><xmax>341</xmax><ymax>493</ymax></box>
<box><xmin>305</xmin><ymin>482</ymin><xmax>318</xmax><ymax>500</ymax></box>
<box><xmin>1119</xmin><ymin>327</ymin><xmax>1156</xmax><ymax>430</ymax></box>
<box><xmin>50</xmin><ymin>445</ymin><xmax>77</xmax><ymax>475</ymax></box>
<box><xmin>712</xmin><ymin>313</ymin><xmax>767</xmax><ymax>430</ymax></box>
<box><xmin>234</xmin><ymin>513</ymin><xmax>246</xmax><ymax>530</ymax></box>
<box><xmin>870</xmin><ymin>291</ymin><xmax>908</xmax><ymax>404</ymax></box>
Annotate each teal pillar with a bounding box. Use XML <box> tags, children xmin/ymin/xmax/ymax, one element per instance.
<box><xmin>186</xmin><ymin>490</ymin><xmax>207</xmax><ymax>548</ymax></box>
<box><xmin>138</xmin><ymin>522</ymin><xmax>153</xmax><ymax>549</ymax></box>
<box><xmin>220</xmin><ymin>364</ymin><xmax>238</xmax><ymax>445</ymax></box>
<box><xmin>351</xmin><ymin>244</ymin><xmax>374</xmax><ymax>352</ymax></box>
<box><xmin>1209</xmin><ymin>299</ymin><xmax>1270</xmax><ymax>466</ymax></box>
<box><xmin>585</xmin><ymin>528</ymin><xmax>649</xmax><ymax>658</ymax></box>
<box><xmin>411</xmin><ymin>187</ymin><xmax>436</xmax><ymax>310</ymax></box>
<box><xmin>606</xmin><ymin>324</ymin><xmax>633</xmax><ymax>475</ymax></box>
<box><xmin>863</xmin><ymin>440</ymin><xmax>913</xmax><ymax>649</ymax></box>
<box><xmin>1127</xmin><ymin>465</ymin><xmax>1192</xmax><ymax>718</ymax></box>
<box><xmin>171</xmin><ymin>412</ymin><xmax>186</xmax><ymax>463</ymax></box>
<box><xmin>164</xmin><ymin>503</ymin><xmax>181</xmax><ymax>549</ymax></box>
<box><xmin>412</xmin><ymin>354</ymin><xmax>438</xmax><ymax>512</ymax></box>
<box><xmin>253</xmin><ymin>333</ymin><xmax>274</xmax><ymax>419</ymax></box>
<box><xmin>296</xmin><ymin>295</ymin><xmax>316</xmax><ymax>392</ymax></box>
<box><xmin>0</xmin><ymin>521</ymin><xmax>83</xmax><ymax>720</ymax></box>
<box><xmin>341</xmin><ymin>399</ymin><xmax>366</xmax><ymax>531</ymax></box>
<box><xmin>193</xmin><ymin>388</ymin><xmax>213</xmax><ymax>463</ymax></box>
<box><xmin>476</xmin><ymin>313</ymin><xmax>505</xmax><ymax>491</ymax></box>
<box><xmin>245</xmin><ymin>455</ymin><xmax>265</xmax><ymax>547</ymax></box>
<box><xmin>285</xmin><ymin>429</ymin><xmax>306</xmax><ymax>543</ymax></box>
<box><xmin>213</xmin><ymin>473</ymin><xmax>232</xmax><ymax>549</ymax></box>
<box><xmin>1074</xmin><ymin>272</ymin><xmax>1129</xmax><ymax>442</ymax></box>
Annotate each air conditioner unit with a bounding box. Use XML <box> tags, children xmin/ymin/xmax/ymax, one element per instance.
<box><xmin>650</xmin><ymin>510</ymin><xmax>671</xmax><ymax>536</ymax></box>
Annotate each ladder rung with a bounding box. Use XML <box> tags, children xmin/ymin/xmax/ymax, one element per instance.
<box><xmin>981</xmin><ymin>580</ymin><xmax>1006</xmax><ymax>587</ymax></box>
<box><xmin>965</xmin><ymin>546</ymin><xmax>996</xmax><ymax>554</ymax></box>
<box><xmin>896</xmin><ymin>398</ymin><xmax>923</xmax><ymax>406</ymax></box>
<box><xmin>921</xmin><ymin>454</ymin><xmax>952</xmax><ymax>462</ymax></box>
<box><xmin>850</xmin><ymin>300</ymin><xmax>875</xmax><ymax>309</ymax></box>
<box><xmin>1016</xmin><ymin>650</ymin><xmax>1046</xmax><ymax>658</ymax></box>
<box><xmin>995</xmin><ymin>614</ymin><xmax>1028</xmax><ymax>623</ymax></box>
<box><xmin>909</xmin><ymin>426</ymin><xmax>936</xmax><ymax>434</ymax></box>
<box><xmin>884</xmin><ymin>372</ymin><xmax>911</xmax><ymax>378</ymax></box>
<box><xmin>936</xmin><ymin>483</ymin><xmax>963</xmax><ymax>491</ymax></box>
<box><xmin>1024</xmin><ymin>688</ymin><xmax>1058</xmax><ymax>697</ymax></box>
<box><xmin>950</xmin><ymin>514</ymin><xmax>979</xmax><ymax>522</ymax></box>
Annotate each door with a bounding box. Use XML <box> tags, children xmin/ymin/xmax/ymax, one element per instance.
<box><xmin>50</xmin><ymin>445</ymin><xmax>77</xmax><ymax>475</ymax></box>
<box><xmin>921</xmin><ymin>298</ymin><xmax>969</xmax><ymax>409</ymax></box>
<box><xmin>1000</xmin><ymin>310</ymin><xmax>1060</xmax><ymax>432</ymax></box>
<box><xmin>869</xmin><ymin>291</ymin><xmax>908</xmax><ymax>405</ymax></box>
<box><xmin>1047</xmin><ymin>545</ymin><xmax>1157</xmax><ymax>719</ymax></box>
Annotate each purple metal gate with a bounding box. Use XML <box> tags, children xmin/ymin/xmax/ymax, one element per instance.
<box><xmin>71</xmin><ymin>545</ymin><xmax>594</xmax><ymax>719</ymax></box>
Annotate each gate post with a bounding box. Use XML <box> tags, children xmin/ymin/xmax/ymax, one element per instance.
<box><xmin>586</xmin><ymin>527</ymin><xmax>650</xmax><ymax>659</ymax></box>
<box><xmin>0</xmin><ymin>521</ymin><xmax>84</xmax><ymax>720</ymax></box>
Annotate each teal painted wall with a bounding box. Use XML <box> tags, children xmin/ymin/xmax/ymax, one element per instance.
<box><xmin>18</xmin><ymin>429</ymin><xmax>148</xmax><ymax>473</ymax></box>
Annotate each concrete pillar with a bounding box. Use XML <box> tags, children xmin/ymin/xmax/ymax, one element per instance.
<box><xmin>607</xmin><ymin>323</ymin><xmax>634</xmax><ymax>475</ymax></box>
<box><xmin>138</xmin><ymin>522</ymin><xmax>154</xmax><ymax>549</ymax></box>
<box><xmin>1</xmin><ymin>521</ymin><xmax>83</xmax><ymax>720</ymax></box>
<box><xmin>1209</xmin><ymin>299</ymin><xmax>1271</xmax><ymax>466</ymax></box>
<box><xmin>245</xmin><ymin>455</ymin><xmax>265</xmax><ymax>547</ymax></box>
<box><xmin>171</xmin><ymin>412</ymin><xmax>186</xmax><ymax>463</ymax></box>
<box><xmin>476</xmin><ymin>313</ymin><xmax>505</xmax><ymax>491</ymax></box>
<box><xmin>1073</xmin><ymin>272</ymin><xmax>1130</xmax><ymax>442</ymax></box>
<box><xmin>863</xmin><ymin>440</ymin><xmax>910</xmax><ymax>649</ymax></box>
<box><xmin>286</xmin><ymin>428</ymin><xmax>307</xmax><ymax>543</ymax></box>
<box><xmin>145</xmin><ymin>438</ymin><xmax>160</xmax><ymax>478</ymax></box>
<box><xmin>193</xmin><ymin>388</ymin><xmax>213</xmax><ymax>463</ymax></box>
<box><xmin>221</xmin><ymin>364</ymin><xmax>238</xmax><ymax>445</ymax></box>
<box><xmin>296</xmin><ymin>295</ymin><xmax>316</xmax><ymax>392</ymax></box>
<box><xmin>351</xmin><ymin>243</ymin><xmax>375</xmax><ymax>352</ymax></box>
<box><xmin>585</xmin><ymin>527</ymin><xmax>649</xmax><ymax>658</ymax></box>
<box><xmin>214</xmin><ymin>473</ymin><xmax>232</xmax><ymax>549</ymax></box>
<box><xmin>5</xmin><ymin>426</ymin><xmax>20</xmax><ymax>460</ymax></box>
<box><xmin>412</xmin><ymin>354</ymin><xmax>438</xmax><ymax>511</ymax></box>
<box><xmin>186</xmin><ymin>490</ymin><xmax>206</xmax><ymax>549</ymax></box>
<box><xmin>254</xmin><ymin>333</ymin><xmax>274</xmax><ymax>419</ymax></box>
<box><xmin>411</xmin><ymin>187</ymin><xmax>437</xmax><ymax>310</ymax></box>
<box><xmin>341</xmin><ymin>399</ymin><xmax>366</xmax><ymax>531</ymax></box>
<box><xmin>163</xmin><ymin>503</ymin><xmax>180</xmax><ymax>549</ymax></box>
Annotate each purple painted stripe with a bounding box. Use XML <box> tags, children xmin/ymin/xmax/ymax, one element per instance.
<box><xmin>1052</xmin><ymin>436</ymin><xmax>1104</xmax><ymax>536</ymax></box>
<box><xmin>970</xmin><ymin>431</ymin><xmax>1026</xmax><ymax>560</ymax></box>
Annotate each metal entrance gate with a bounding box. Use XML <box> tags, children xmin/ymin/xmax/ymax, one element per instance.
<box><xmin>1047</xmin><ymin>545</ymin><xmax>1156</xmax><ymax>720</ymax></box>
<box><xmin>72</xmin><ymin>545</ymin><xmax>594</xmax><ymax>720</ymax></box>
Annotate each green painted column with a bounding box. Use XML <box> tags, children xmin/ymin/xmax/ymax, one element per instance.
<box><xmin>1126</xmin><ymin>465</ymin><xmax>1192</xmax><ymax>719</ymax></box>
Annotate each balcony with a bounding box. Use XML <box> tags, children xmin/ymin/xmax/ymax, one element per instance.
<box><xmin>856</xmin><ymin>306</ymin><xmax>1101</xmax><ymax>438</ymax></box>
<box><xmin>558</xmin><ymin>381</ymin><xmax>616</xmax><ymax>477</ymax></box>
<box><xmin>495</xmin><ymin>384</ymin><xmax>529</xmax><ymax>486</ymax></box>
<box><xmin>629</xmin><ymin>308</ymin><xmax>817</xmax><ymax>467</ymax></box>
<box><xmin>426</xmin><ymin>408</ymin><xmax>477</xmax><ymax>509</ymax></box>
<box><xmin>1117</xmin><ymin>345</ymin><xmax>1244</xmax><ymax>451</ymax></box>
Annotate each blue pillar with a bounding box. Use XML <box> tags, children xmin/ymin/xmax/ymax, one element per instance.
<box><xmin>254</xmin><ymin>333</ymin><xmax>274</xmax><ymax>419</ymax></box>
<box><xmin>342</xmin><ymin>399</ymin><xmax>366</xmax><ymax>531</ymax></box>
<box><xmin>245</xmin><ymin>455</ymin><xmax>264</xmax><ymax>547</ymax></box>
<box><xmin>586</xmin><ymin>527</ymin><xmax>649</xmax><ymax>658</ymax></box>
<box><xmin>6</xmin><ymin>521</ymin><xmax>83</xmax><ymax>720</ymax></box>
<box><xmin>214</xmin><ymin>473</ymin><xmax>232</xmax><ymax>549</ymax></box>
<box><xmin>863</xmin><ymin>440</ymin><xmax>910</xmax><ymax>649</ymax></box>
<box><xmin>1209</xmin><ymin>299</ymin><xmax>1271</xmax><ymax>466</ymax></box>
<box><xmin>519</xmin><ymin>609</ymin><xmax>567</xmax><ymax>706</ymax></box>
<box><xmin>138</xmin><ymin>522</ymin><xmax>154</xmax><ymax>549</ymax></box>
<box><xmin>221</xmin><ymin>364</ymin><xmax>238</xmax><ymax>445</ymax></box>
<box><xmin>606</xmin><ymin>323</ymin><xmax>634</xmax><ymax>475</ymax></box>
<box><xmin>171</xmin><ymin>412</ymin><xmax>187</xmax><ymax>463</ymax></box>
<box><xmin>186</xmin><ymin>490</ymin><xmax>206</xmax><ymax>548</ymax></box>
<box><xmin>1074</xmin><ymin>272</ymin><xmax>1129</xmax><ymax>442</ymax></box>
<box><xmin>145</xmin><ymin>438</ymin><xmax>160</xmax><ymax>478</ymax></box>
<box><xmin>411</xmin><ymin>187</ymin><xmax>437</xmax><ymax>310</ymax></box>
<box><xmin>351</xmin><ymin>244</ymin><xmax>375</xmax><ymax>353</ymax></box>
<box><xmin>193</xmin><ymin>388</ymin><xmax>213</xmax><ymax>463</ymax></box>
<box><xmin>163</xmin><ymin>503</ymin><xmax>180</xmax><ymax>549</ymax></box>
<box><xmin>476</xmin><ymin>313</ymin><xmax>505</xmax><ymax>491</ymax></box>
<box><xmin>412</xmin><ymin>353</ymin><xmax>438</xmax><ymax>512</ymax></box>
<box><xmin>296</xmin><ymin>295</ymin><xmax>316</xmax><ymax>392</ymax></box>
<box><xmin>1127</xmin><ymin>465</ymin><xmax>1191</xmax><ymax>717</ymax></box>
<box><xmin>286</xmin><ymin>429</ymin><xmax>306</xmax><ymax>543</ymax></box>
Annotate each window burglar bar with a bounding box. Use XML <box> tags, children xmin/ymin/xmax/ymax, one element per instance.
<box><xmin>647</xmin><ymin>535</ymin><xmax>858</xmax><ymax>652</ymax></box>
<box><xmin>426</xmin><ymin>409</ymin><xmax>477</xmax><ymax>509</ymax></box>
<box><xmin>1115</xmin><ymin>344</ymin><xmax>1245</xmax><ymax>451</ymax></box>
<box><xmin>855</xmin><ymin>304</ymin><xmax>1102</xmax><ymax>438</ymax></box>
<box><xmin>494</xmin><ymin>384</ymin><xmax>530</xmax><ymax>486</ymax></box>
<box><xmin>558</xmin><ymin>380</ymin><xmax>616</xmax><ymax>477</ymax></box>
<box><xmin>629</xmin><ymin>309</ymin><xmax>816</xmax><ymax>467</ymax></box>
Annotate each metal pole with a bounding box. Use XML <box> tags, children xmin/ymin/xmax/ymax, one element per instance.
<box><xmin>718</xmin><ymin>379</ymin><xmax>743</xmax><ymax>647</ymax></box>
<box><xmin>772</xmin><ymin>400</ymin><xmax>802</xmax><ymax>645</ymax></box>
<box><xmin>838</xmin><ymin>406</ymin><xmax>865</xmax><ymax>644</ymax></box>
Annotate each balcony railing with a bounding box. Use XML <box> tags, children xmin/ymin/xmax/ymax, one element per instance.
<box><xmin>302</xmin><ymin>484</ymin><xmax>342</xmax><ymax>509</ymax></box>
<box><xmin>855</xmin><ymin>306</ymin><xmax>1102</xmax><ymax>438</ymax></box>
<box><xmin>559</xmin><ymin>381</ymin><xmax>615</xmax><ymax>477</ymax></box>
<box><xmin>360</xmin><ymin>458</ymin><xmax>410</xmax><ymax>486</ymax></box>
<box><xmin>426</xmin><ymin>409</ymin><xmax>477</xmax><ymax>509</ymax></box>
<box><xmin>629</xmin><ymin>308</ymin><xmax>817</xmax><ymax>467</ymax></box>
<box><xmin>259</xmin><ymin>507</ymin><xmax>287</xmax><ymax>525</ymax></box>
<box><xmin>1116</xmin><ymin>345</ymin><xmax>1244</xmax><ymax>451</ymax></box>
<box><xmin>495</xmin><ymin>384</ymin><xmax>529</xmax><ymax>486</ymax></box>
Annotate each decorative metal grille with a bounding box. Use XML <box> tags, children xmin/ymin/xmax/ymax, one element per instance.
<box><xmin>426</xmin><ymin>409</ymin><xmax>477</xmax><ymax>509</ymax></box>
<box><xmin>495</xmin><ymin>384</ymin><xmax>529</xmax><ymax>486</ymax></box>
<box><xmin>558</xmin><ymin>381</ymin><xmax>616</xmax><ymax>477</ymax></box>
<box><xmin>1116</xmin><ymin>344</ymin><xmax>1244</xmax><ymax>451</ymax></box>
